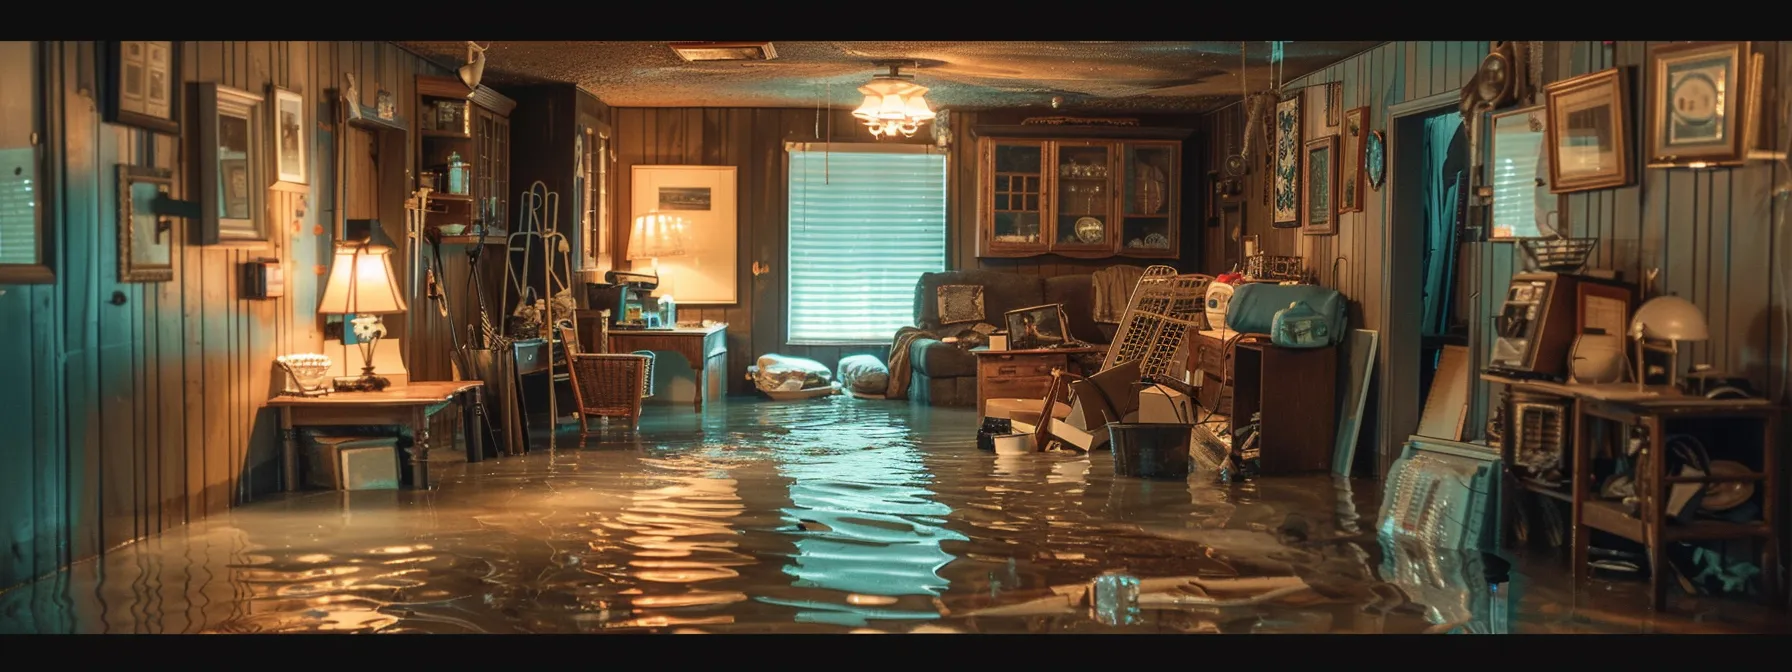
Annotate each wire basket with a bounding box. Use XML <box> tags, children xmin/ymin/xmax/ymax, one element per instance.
<box><xmin>1518</xmin><ymin>238</ymin><xmax>1598</xmax><ymax>273</ymax></box>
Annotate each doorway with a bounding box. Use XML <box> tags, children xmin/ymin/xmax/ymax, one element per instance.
<box><xmin>1377</xmin><ymin>92</ymin><xmax>1472</xmax><ymax>474</ymax></box>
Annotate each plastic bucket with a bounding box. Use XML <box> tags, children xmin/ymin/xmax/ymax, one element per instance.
<box><xmin>1107</xmin><ymin>423</ymin><xmax>1193</xmax><ymax>479</ymax></box>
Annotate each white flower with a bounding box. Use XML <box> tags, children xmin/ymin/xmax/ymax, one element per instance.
<box><xmin>351</xmin><ymin>315</ymin><xmax>386</xmax><ymax>340</ymax></box>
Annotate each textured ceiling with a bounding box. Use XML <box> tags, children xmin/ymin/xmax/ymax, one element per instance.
<box><xmin>393</xmin><ymin>41</ymin><xmax>1378</xmax><ymax>113</ymax></box>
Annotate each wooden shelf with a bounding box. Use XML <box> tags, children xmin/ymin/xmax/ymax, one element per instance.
<box><xmin>438</xmin><ymin>235</ymin><xmax>506</xmax><ymax>246</ymax></box>
<box><xmin>972</xmin><ymin>124</ymin><xmax>1193</xmax><ymax>140</ymax></box>
<box><xmin>422</xmin><ymin>129</ymin><xmax>472</xmax><ymax>140</ymax></box>
<box><xmin>1522</xmin><ymin>481</ymin><xmax>1573</xmax><ymax>502</ymax></box>
<box><xmin>429</xmin><ymin>193</ymin><xmax>474</xmax><ymax>202</ymax></box>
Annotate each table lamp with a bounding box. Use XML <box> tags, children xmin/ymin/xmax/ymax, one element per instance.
<box><xmin>319</xmin><ymin>221</ymin><xmax>408</xmax><ymax>392</ymax></box>
<box><xmin>628</xmin><ymin>211</ymin><xmax>687</xmax><ymax>312</ymax></box>
<box><xmin>1629</xmin><ymin>294</ymin><xmax>1708</xmax><ymax>392</ymax></box>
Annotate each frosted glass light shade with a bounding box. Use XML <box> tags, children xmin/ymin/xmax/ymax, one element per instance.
<box><xmin>317</xmin><ymin>244</ymin><xmax>407</xmax><ymax>315</ymax></box>
<box><xmin>1630</xmin><ymin>295</ymin><xmax>1709</xmax><ymax>341</ymax></box>
<box><xmin>628</xmin><ymin>212</ymin><xmax>688</xmax><ymax>260</ymax></box>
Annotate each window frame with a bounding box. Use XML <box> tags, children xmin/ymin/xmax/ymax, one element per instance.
<box><xmin>784</xmin><ymin>141</ymin><xmax>949</xmax><ymax>347</ymax></box>
<box><xmin>0</xmin><ymin>41</ymin><xmax>52</xmax><ymax>285</ymax></box>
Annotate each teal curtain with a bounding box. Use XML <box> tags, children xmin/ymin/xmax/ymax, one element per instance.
<box><xmin>1420</xmin><ymin>115</ymin><xmax>1464</xmax><ymax>337</ymax></box>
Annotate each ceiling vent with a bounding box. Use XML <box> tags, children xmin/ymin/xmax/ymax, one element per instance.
<box><xmin>669</xmin><ymin>41</ymin><xmax>777</xmax><ymax>62</ymax></box>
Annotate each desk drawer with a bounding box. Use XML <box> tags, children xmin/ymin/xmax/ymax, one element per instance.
<box><xmin>513</xmin><ymin>339</ymin><xmax>549</xmax><ymax>375</ymax></box>
<box><xmin>979</xmin><ymin>356</ymin><xmax>1060</xmax><ymax>378</ymax></box>
<box><xmin>982</xmin><ymin>374</ymin><xmax>1055</xmax><ymax>401</ymax></box>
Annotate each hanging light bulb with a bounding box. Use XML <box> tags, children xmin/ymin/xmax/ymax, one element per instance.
<box><xmin>851</xmin><ymin>62</ymin><xmax>935</xmax><ymax>140</ymax></box>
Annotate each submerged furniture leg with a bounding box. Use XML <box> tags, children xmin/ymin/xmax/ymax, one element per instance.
<box><xmin>409</xmin><ymin>407</ymin><xmax>432</xmax><ymax>490</ymax></box>
<box><xmin>461</xmin><ymin>388</ymin><xmax>481</xmax><ymax>463</ymax></box>
<box><xmin>281</xmin><ymin>407</ymin><xmax>298</xmax><ymax>492</ymax></box>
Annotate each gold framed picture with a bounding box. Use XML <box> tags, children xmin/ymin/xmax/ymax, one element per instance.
<box><xmin>1645</xmin><ymin>41</ymin><xmax>1753</xmax><ymax>168</ymax></box>
<box><xmin>1544</xmin><ymin>67</ymin><xmax>1634</xmax><ymax>194</ymax></box>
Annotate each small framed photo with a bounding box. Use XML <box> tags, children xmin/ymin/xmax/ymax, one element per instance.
<box><xmin>1302</xmin><ymin>134</ymin><xmax>1338</xmax><ymax>235</ymax></box>
<box><xmin>1339</xmin><ymin>106</ymin><xmax>1368</xmax><ymax>213</ymax></box>
<box><xmin>270</xmin><ymin>86</ymin><xmax>308</xmax><ymax>187</ymax></box>
<box><xmin>1645</xmin><ymin>41</ymin><xmax>1753</xmax><ymax>168</ymax></box>
<box><xmin>1545</xmin><ymin>67</ymin><xmax>1634</xmax><ymax>193</ymax></box>
<box><xmin>1005</xmin><ymin>303</ymin><xmax>1069</xmax><ymax>351</ymax></box>
<box><xmin>102</xmin><ymin>41</ymin><xmax>182</xmax><ymax>137</ymax></box>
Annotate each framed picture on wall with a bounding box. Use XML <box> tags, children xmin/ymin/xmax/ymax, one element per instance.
<box><xmin>194</xmin><ymin>83</ymin><xmax>269</xmax><ymax>246</ymax></box>
<box><xmin>116</xmin><ymin>164</ymin><xmax>175</xmax><ymax>282</ymax></box>
<box><xmin>102</xmin><ymin>41</ymin><xmax>182</xmax><ymax>137</ymax></box>
<box><xmin>1272</xmin><ymin>95</ymin><xmax>1303</xmax><ymax>227</ymax></box>
<box><xmin>1545</xmin><ymin>67</ymin><xmax>1634</xmax><ymax>194</ymax></box>
<box><xmin>270</xmin><ymin>86</ymin><xmax>308</xmax><ymax>187</ymax></box>
<box><xmin>1340</xmin><ymin>106</ymin><xmax>1368</xmax><ymax>213</ymax></box>
<box><xmin>1644</xmin><ymin>41</ymin><xmax>1753</xmax><ymax>168</ymax></box>
<box><xmin>1302</xmin><ymin>135</ymin><xmax>1338</xmax><ymax>236</ymax></box>
<box><xmin>630</xmin><ymin>165</ymin><xmax>737</xmax><ymax>304</ymax></box>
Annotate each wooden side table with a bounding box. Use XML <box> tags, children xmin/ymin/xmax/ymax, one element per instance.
<box><xmin>269</xmin><ymin>380</ymin><xmax>485</xmax><ymax>491</ymax></box>
<box><xmin>608</xmin><ymin>323</ymin><xmax>729</xmax><ymax>411</ymax></box>
<box><xmin>973</xmin><ymin>346</ymin><xmax>1106</xmax><ymax>417</ymax></box>
<box><xmin>1484</xmin><ymin>374</ymin><xmax>1782</xmax><ymax>610</ymax></box>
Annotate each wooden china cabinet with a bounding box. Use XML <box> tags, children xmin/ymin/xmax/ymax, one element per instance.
<box><xmin>973</xmin><ymin>125</ymin><xmax>1189</xmax><ymax>260</ymax></box>
<box><xmin>415</xmin><ymin>75</ymin><xmax>517</xmax><ymax>242</ymax></box>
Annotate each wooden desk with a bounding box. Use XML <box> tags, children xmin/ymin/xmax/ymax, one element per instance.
<box><xmin>972</xmin><ymin>346</ymin><xmax>1105</xmax><ymax>417</ymax></box>
<box><xmin>1484</xmin><ymin>374</ymin><xmax>1781</xmax><ymax>610</ymax></box>
<box><xmin>269</xmin><ymin>381</ymin><xmax>485</xmax><ymax>491</ymax></box>
<box><xmin>608</xmin><ymin>324</ymin><xmax>729</xmax><ymax>411</ymax></box>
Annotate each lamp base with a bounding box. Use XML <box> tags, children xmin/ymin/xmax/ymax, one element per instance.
<box><xmin>334</xmin><ymin>373</ymin><xmax>392</xmax><ymax>392</ymax></box>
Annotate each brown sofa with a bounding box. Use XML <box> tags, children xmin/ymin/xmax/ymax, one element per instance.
<box><xmin>904</xmin><ymin>267</ymin><xmax>1140</xmax><ymax>406</ymax></box>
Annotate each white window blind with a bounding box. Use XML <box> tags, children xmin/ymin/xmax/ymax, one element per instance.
<box><xmin>0</xmin><ymin>41</ymin><xmax>39</xmax><ymax>267</ymax></box>
<box><xmin>1489</xmin><ymin>128</ymin><xmax>1546</xmax><ymax>239</ymax></box>
<box><xmin>787</xmin><ymin>143</ymin><xmax>946</xmax><ymax>344</ymax></box>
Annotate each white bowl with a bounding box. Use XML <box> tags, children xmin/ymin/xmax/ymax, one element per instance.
<box><xmin>437</xmin><ymin>224</ymin><xmax>467</xmax><ymax>236</ymax></box>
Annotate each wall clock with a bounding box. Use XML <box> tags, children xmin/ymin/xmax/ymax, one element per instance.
<box><xmin>1365</xmin><ymin>130</ymin><xmax>1387</xmax><ymax>191</ymax></box>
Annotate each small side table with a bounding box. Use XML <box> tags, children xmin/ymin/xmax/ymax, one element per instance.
<box><xmin>269</xmin><ymin>380</ymin><xmax>485</xmax><ymax>491</ymax></box>
<box><xmin>608</xmin><ymin>323</ymin><xmax>729</xmax><ymax>411</ymax></box>
<box><xmin>972</xmin><ymin>346</ymin><xmax>1106</xmax><ymax>417</ymax></box>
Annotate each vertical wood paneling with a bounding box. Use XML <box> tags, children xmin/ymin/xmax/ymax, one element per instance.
<box><xmin>0</xmin><ymin>41</ymin><xmax>445</xmax><ymax>591</ymax></box>
<box><xmin>1197</xmin><ymin>41</ymin><xmax>1792</xmax><ymax>500</ymax></box>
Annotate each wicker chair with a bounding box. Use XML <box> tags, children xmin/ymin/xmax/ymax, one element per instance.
<box><xmin>561</xmin><ymin>326</ymin><xmax>656</xmax><ymax>433</ymax></box>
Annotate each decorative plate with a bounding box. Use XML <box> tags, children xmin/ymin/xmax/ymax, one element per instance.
<box><xmin>1074</xmin><ymin>217</ymin><xmax>1104</xmax><ymax>243</ymax></box>
<box><xmin>1136</xmin><ymin>164</ymin><xmax>1166</xmax><ymax>214</ymax></box>
<box><xmin>1143</xmin><ymin>233</ymin><xmax>1169</xmax><ymax>248</ymax></box>
<box><xmin>1365</xmin><ymin>130</ymin><xmax>1387</xmax><ymax>191</ymax></box>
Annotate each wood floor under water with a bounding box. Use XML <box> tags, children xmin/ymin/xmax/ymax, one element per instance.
<box><xmin>0</xmin><ymin>397</ymin><xmax>1781</xmax><ymax>634</ymax></box>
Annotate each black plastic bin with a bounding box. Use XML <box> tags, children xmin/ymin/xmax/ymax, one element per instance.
<box><xmin>1107</xmin><ymin>423</ymin><xmax>1193</xmax><ymax>479</ymax></box>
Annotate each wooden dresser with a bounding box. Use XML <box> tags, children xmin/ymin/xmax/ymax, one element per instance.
<box><xmin>1191</xmin><ymin>330</ymin><xmax>1338</xmax><ymax>474</ymax></box>
<box><xmin>973</xmin><ymin>346</ymin><xmax>1106</xmax><ymax>417</ymax></box>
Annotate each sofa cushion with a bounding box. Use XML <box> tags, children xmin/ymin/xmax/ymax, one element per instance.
<box><xmin>909</xmin><ymin>338</ymin><xmax>978</xmax><ymax>378</ymax></box>
<box><xmin>914</xmin><ymin>270</ymin><xmax>1046</xmax><ymax>330</ymax></box>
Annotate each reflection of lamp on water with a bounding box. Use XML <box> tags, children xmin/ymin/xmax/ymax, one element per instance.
<box><xmin>319</xmin><ymin>221</ymin><xmax>408</xmax><ymax>392</ymax></box>
<box><xmin>1630</xmin><ymin>295</ymin><xmax>1709</xmax><ymax>392</ymax></box>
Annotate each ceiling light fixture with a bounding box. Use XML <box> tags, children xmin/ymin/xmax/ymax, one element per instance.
<box><xmin>852</xmin><ymin>61</ymin><xmax>935</xmax><ymax>140</ymax></box>
<box><xmin>670</xmin><ymin>41</ymin><xmax>777</xmax><ymax>62</ymax></box>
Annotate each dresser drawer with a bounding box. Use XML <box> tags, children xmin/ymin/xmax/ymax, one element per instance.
<box><xmin>513</xmin><ymin>339</ymin><xmax>549</xmax><ymax>375</ymax></box>
<box><xmin>982</xmin><ymin>374</ymin><xmax>1055</xmax><ymax>401</ymax></box>
<box><xmin>978</xmin><ymin>354</ymin><xmax>1062</xmax><ymax>379</ymax></box>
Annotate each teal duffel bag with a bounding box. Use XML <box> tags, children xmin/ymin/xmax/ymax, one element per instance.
<box><xmin>1224</xmin><ymin>283</ymin><xmax>1347</xmax><ymax>346</ymax></box>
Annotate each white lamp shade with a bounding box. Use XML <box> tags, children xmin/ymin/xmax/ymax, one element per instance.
<box><xmin>628</xmin><ymin>212</ymin><xmax>688</xmax><ymax>260</ymax></box>
<box><xmin>1630</xmin><ymin>295</ymin><xmax>1709</xmax><ymax>341</ymax></box>
<box><xmin>317</xmin><ymin>244</ymin><xmax>408</xmax><ymax>315</ymax></box>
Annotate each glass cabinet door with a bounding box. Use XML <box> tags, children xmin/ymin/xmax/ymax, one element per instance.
<box><xmin>1051</xmin><ymin>141</ymin><xmax>1116</xmax><ymax>251</ymax></box>
<box><xmin>1118</xmin><ymin>141</ymin><xmax>1178</xmax><ymax>256</ymax></box>
<box><xmin>985</xmin><ymin>141</ymin><xmax>1047</xmax><ymax>249</ymax></box>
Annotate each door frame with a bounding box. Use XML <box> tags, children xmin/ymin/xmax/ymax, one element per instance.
<box><xmin>1374</xmin><ymin>90</ymin><xmax>1464</xmax><ymax>477</ymax></box>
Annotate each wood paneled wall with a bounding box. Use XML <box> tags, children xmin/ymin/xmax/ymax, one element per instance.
<box><xmin>0</xmin><ymin>41</ymin><xmax>445</xmax><ymax>591</ymax></box>
<box><xmin>1199</xmin><ymin>41</ymin><xmax>1792</xmax><ymax>472</ymax></box>
<box><xmin>609</xmin><ymin>107</ymin><xmax>1205</xmax><ymax>386</ymax></box>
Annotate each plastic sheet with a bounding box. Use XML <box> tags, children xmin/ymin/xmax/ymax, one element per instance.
<box><xmin>753</xmin><ymin>354</ymin><xmax>833</xmax><ymax>392</ymax></box>
<box><xmin>836</xmin><ymin>354</ymin><xmax>889</xmax><ymax>395</ymax></box>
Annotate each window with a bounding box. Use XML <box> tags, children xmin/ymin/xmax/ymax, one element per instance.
<box><xmin>0</xmin><ymin>41</ymin><xmax>48</xmax><ymax>283</ymax></box>
<box><xmin>786</xmin><ymin>142</ymin><xmax>946</xmax><ymax>344</ymax></box>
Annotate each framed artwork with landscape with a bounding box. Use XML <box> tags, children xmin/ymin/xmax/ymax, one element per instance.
<box><xmin>103</xmin><ymin>41</ymin><xmax>182</xmax><ymax>136</ymax></box>
<box><xmin>1272</xmin><ymin>95</ymin><xmax>1303</xmax><ymax>227</ymax></box>
<box><xmin>630</xmin><ymin>165</ymin><xmax>738</xmax><ymax>304</ymax></box>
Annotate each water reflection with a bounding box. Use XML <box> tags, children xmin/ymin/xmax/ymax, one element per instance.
<box><xmin>0</xmin><ymin>399</ymin><xmax>1782</xmax><ymax>634</ymax></box>
<box><xmin>758</xmin><ymin>409</ymin><xmax>966</xmax><ymax>626</ymax></box>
